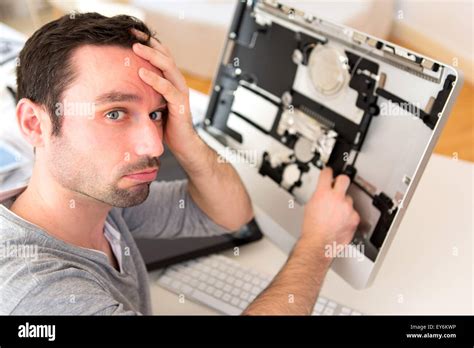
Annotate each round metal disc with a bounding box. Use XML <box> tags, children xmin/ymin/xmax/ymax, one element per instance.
<box><xmin>308</xmin><ymin>44</ymin><xmax>349</xmax><ymax>96</ymax></box>
<box><xmin>282</xmin><ymin>163</ymin><xmax>301</xmax><ymax>187</ymax></box>
<box><xmin>294</xmin><ymin>137</ymin><xmax>314</xmax><ymax>163</ymax></box>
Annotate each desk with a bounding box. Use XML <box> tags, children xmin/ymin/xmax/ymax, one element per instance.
<box><xmin>149</xmin><ymin>153</ymin><xmax>473</xmax><ymax>314</ymax></box>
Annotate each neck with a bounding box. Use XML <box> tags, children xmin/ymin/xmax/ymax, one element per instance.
<box><xmin>10</xmin><ymin>163</ymin><xmax>111</xmax><ymax>250</ymax></box>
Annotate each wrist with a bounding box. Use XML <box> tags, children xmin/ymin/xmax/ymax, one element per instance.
<box><xmin>171</xmin><ymin>131</ymin><xmax>214</xmax><ymax>177</ymax></box>
<box><xmin>297</xmin><ymin>232</ymin><xmax>335</xmax><ymax>266</ymax></box>
<box><xmin>168</xmin><ymin>124</ymin><xmax>198</xmax><ymax>156</ymax></box>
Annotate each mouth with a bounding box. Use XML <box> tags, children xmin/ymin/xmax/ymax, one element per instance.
<box><xmin>123</xmin><ymin>167</ymin><xmax>159</xmax><ymax>183</ymax></box>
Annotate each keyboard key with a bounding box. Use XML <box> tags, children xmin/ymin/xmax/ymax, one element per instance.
<box><xmin>234</xmin><ymin>279</ymin><xmax>243</xmax><ymax>288</ymax></box>
<box><xmin>159</xmin><ymin>275</ymin><xmax>172</xmax><ymax>285</ymax></box>
<box><xmin>215</xmin><ymin>280</ymin><xmax>224</xmax><ymax>289</ymax></box>
<box><xmin>242</xmin><ymin>283</ymin><xmax>252</xmax><ymax>291</ymax></box>
<box><xmin>314</xmin><ymin>303</ymin><xmax>324</xmax><ymax>314</ymax></box>
<box><xmin>264</xmin><ymin>275</ymin><xmax>273</xmax><ymax>282</ymax></box>
<box><xmin>323</xmin><ymin>307</ymin><xmax>334</xmax><ymax>315</ymax></box>
<box><xmin>317</xmin><ymin>297</ymin><xmax>327</xmax><ymax>305</ymax></box>
<box><xmin>223</xmin><ymin>284</ymin><xmax>232</xmax><ymax>292</ymax></box>
<box><xmin>198</xmin><ymin>283</ymin><xmax>206</xmax><ymax>291</ymax></box>
<box><xmin>239</xmin><ymin>300</ymin><xmax>248</xmax><ymax>310</ymax></box>
<box><xmin>231</xmin><ymin>297</ymin><xmax>240</xmax><ymax>306</ymax></box>
<box><xmin>205</xmin><ymin>286</ymin><xmax>215</xmax><ymax>295</ymax></box>
<box><xmin>171</xmin><ymin>280</ymin><xmax>182</xmax><ymax>290</ymax></box>
<box><xmin>231</xmin><ymin>288</ymin><xmax>241</xmax><ymax>296</ymax></box>
<box><xmin>181</xmin><ymin>284</ymin><xmax>193</xmax><ymax>295</ymax></box>
<box><xmin>240</xmin><ymin>292</ymin><xmax>250</xmax><ymax>301</ymax></box>
<box><xmin>222</xmin><ymin>294</ymin><xmax>231</xmax><ymax>302</ymax></box>
<box><xmin>214</xmin><ymin>290</ymin><xmax>223</xmax><ymax>298</ymax></box>
<box><xmin>192</xmin><ymin>289</ymin><xmax>241</xmax><ymax>315</ymax></box>
<box><xmin>250</xmin><ymin>286</ymin><xmax>260</xmax><ymax>295</ymax></box>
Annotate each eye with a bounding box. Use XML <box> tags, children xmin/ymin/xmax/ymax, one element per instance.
<box><xmin>150</xmin><ymin>109</ymin><xmax>166</xmax><ymax>121</ymax></box>
<box><xmin>105</xmin><ymin>110</ymin><xmax>126</xmax><ymax>120</ymax></box>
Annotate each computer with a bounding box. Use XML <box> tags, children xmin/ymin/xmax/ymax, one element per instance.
<box><xmin>199</xmin><ymin>0</ymin><xmax>463</xmax><ymax>289</ymax></box>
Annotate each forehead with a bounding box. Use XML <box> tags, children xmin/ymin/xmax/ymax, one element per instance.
<box><xmin>64</xmin><ymin>44</ymin><xmax>163</xmax><ymax>105</ymax></box>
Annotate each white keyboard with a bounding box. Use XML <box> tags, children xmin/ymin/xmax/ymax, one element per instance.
<box><xmin>156</xmin><ymin>254</ymin><xmax>362</xmax><ymax>315</ymax></box>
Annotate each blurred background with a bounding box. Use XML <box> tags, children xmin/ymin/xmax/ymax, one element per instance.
<box><xmin>1</xmin><ymin>0</ymin><xmax>472</xmax><ymax>162</ymax></box>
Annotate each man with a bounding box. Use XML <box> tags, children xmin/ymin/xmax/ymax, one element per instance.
<box><xmin>0</xmin><ymin>13</ymin><xmax>359</xmax><ymax>315</ymax></box>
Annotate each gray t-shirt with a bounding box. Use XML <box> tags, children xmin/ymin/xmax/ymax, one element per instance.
<box><xmin>0</xmin><ymin>180</ymin><xmax>230</xmax><ymax>315</ymax></box>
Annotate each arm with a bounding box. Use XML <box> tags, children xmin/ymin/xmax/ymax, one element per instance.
<box><xmin>242</xmin><ymin>167</ymin><xmax>360</xmax><ymax>315</ymax></box>
<box><xmin>132</xmin><ymin>31</ymin><xmax>253</xmax><ymax>231</ymax></box>
<box><xmin>242</xmin><ymin>235</ymin><xmax>332</xmax><ymax>315</ymax></box>
<box><xmin>173</xmin><ymin>131</ymin><xmax>254</xmax><ymax>232</ymax></box>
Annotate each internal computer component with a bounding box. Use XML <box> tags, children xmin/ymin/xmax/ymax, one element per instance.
<box><xmin>202</xmin><ymin>0</ymin><xmax>460</xmax><ymax>262</ymax></box>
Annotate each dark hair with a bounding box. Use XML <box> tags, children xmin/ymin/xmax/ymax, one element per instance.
<box><xmin>16</xmin><ymin>12</ymin><xmax>154</xmax><ymax>136</ymax></box>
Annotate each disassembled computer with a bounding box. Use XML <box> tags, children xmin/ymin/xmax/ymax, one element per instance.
<box><xmin>199</xmin><ymin>0</ymin><xmax>462</xmax><ymax>288</ymax></box>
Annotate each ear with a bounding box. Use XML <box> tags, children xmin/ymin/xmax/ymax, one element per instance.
<box><xmin>16</xmin><ymin>98</ymin><xmax>52</xmax><ymax>149</ymax></box>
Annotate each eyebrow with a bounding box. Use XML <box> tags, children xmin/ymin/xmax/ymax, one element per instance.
<box><xmin>94</xmin><ymin>91</ymin><xmax>142</xmax><ymax>105</ymax></box>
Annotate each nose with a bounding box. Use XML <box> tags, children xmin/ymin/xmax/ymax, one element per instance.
<box><xmin>133</xmin><ymin>116</ymin><xmax>164</xmax><ymax>158</ymax></box>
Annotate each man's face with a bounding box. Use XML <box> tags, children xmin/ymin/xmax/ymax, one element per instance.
<box><xmin>44</xmin><ymin>44</ymin><xmax>166</xmax><ymax>207</ymax></box>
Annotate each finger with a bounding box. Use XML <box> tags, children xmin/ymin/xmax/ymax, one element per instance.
<box><xmin>130</xmin><ymin>28</ymin><xmax>148</xmax><ymax>41</ymax></box>
<box><xmin>350</xmin><ymin>211</ymin><xmax>360</xmax><ymax>227</ymax></box>
<box><xmin>316</xmin><ymin>167</ymin><xmax>333</xmax><ymax>191</ymax></box>
<box><xmin>346</xmin><ymin>195</ymin><xmax>353</xmax><ymax>206</ymax></box>
<box><xmin>133</xmin><ymin>43</ymin><xmax>188</xmax><ymax>94</ymax></box>
<box><xmin>130</xmin><ymin>28</ymin><xmax>171</xmax><ymax>57</ymax></box>
<box><xmin>333</xmin><ymin>174</ymin><xmax>351</xmax><ymax>195</ymax></box>
<box><xmin>133</xmin><ymin>43</ymin><xmax>173</xmax><ymax>72</ymax></box>
<box><xmin>138</xmin><ymin>68</ymin><xmax>182</xmax><ymax>106</ymax></box>
<box><xmin>149</xmin><ymin>36</ymin><xmax>172</xmax><ymax>57</ymax></box>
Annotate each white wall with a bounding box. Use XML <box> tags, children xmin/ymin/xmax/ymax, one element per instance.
<box><xmin>392</xmin><ymin>0</ymin><xmax>473</xmax><ymax>82</ymax></box>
